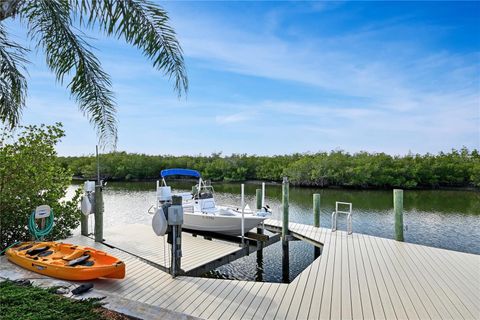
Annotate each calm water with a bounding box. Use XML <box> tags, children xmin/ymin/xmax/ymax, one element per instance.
<box><xmin>70</xmin><ymin>181</ymin><xmax>479</xmax><ymax>282</ymax></box>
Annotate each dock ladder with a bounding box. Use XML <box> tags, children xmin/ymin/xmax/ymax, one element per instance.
<box><xmin>331</xmin><ymin>202</ymin><xmax>353</xmax><ymax>235</ymax></box>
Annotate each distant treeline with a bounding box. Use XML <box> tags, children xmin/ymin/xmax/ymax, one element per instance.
<box><xmin>59</xmin><ymin>148</ymin><xmax>480</xmax><ymax>189</ymax></box>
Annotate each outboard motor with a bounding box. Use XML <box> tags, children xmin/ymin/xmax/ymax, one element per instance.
<box><xmin>257</xmin><ymin>205</ymin><xmax>272</xmax><ymax>217</ymax></box>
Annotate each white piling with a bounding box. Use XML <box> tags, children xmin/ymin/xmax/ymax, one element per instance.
<box><xmin>262</xmin><ymin>182</ymin><xmax>265</xmax><ymax>207</ymax></box>
<box><xmin>241</xmin><ymin>183</ymin><xmax>245</xmax><ymax>246</ymax></box>
<box><xmin>261</xmin><ymin>182</ymin><xmax>266</xmax><ymax>230</ymax></box>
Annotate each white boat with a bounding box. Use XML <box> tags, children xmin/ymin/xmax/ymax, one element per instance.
<box><xmin>153</xmin><ymin>169</ymin><xmax>270</xmax><ymax>236</ymax></box>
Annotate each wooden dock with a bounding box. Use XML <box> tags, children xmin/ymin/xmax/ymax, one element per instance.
<box><xmin>63</xmin><ymin>219</ymin><xmax>479</xmax><ymax>319</ymax></box>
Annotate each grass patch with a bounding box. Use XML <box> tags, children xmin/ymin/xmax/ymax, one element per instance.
<box><xmin>0</xmin><ymin>280</ymin><xmax>129</xmax><ymax>320</ymax></box>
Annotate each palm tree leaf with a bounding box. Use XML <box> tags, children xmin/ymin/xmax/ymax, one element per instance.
<box><xmin>72</xmin><ymin>0</ymin><xmax>188</xmax><ymax>97</ymax></box>
<box><xmin>0</xmin><ymin>23</ymin><xmax>28</xmax><ymax>128</ymax></box>
<box><xmin>21</xmin><ymin>0</ymin><xmax>117</xmax><ymax>148</ymax></box>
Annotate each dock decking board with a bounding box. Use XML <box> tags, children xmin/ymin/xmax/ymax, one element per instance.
<box><xmin>382</xmin><ymin>236</ymin><xmax>448</xmax><ymax>319</ymax></box>
<box><xmin>56</xmin><ymin>219</ymin><xmax>480</xmax><ymax>320</ymax></box>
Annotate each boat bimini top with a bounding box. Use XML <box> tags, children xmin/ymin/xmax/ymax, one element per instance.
<box><xmin>160</xmin><ymin>168</ymin><xmax>201</xmax><ymax>178</ymax></box>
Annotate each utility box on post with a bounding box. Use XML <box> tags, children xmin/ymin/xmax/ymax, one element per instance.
<box><xmin>168</xmin><ymin>204</ymin><xmax>183</xmax><ymax>225</ymax></box>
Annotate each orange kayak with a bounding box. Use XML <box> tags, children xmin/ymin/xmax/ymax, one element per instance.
<box><xmin>6</xmin><ymin>241</ymin><xmax>125</xmax><ymax>281</ymax></box>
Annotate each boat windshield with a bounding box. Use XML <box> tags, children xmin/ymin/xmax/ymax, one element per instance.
<box><xmin>192</xmin><ymin>180</ymin><xmax>214</xmax><ymax>200</ymax></box>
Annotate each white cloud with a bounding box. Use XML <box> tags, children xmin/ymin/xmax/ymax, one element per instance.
<box><xmin>171</xmin><ymin>7</ymin><xmax>479</xmax><ymax>115</ymax></box>
<box><xmin>215</xmin><ymin>112</ymin><xmax>253</xmax><ymax>124</ymax></box>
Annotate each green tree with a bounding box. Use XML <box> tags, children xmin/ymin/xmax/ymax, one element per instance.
<box><xmin>471</xmin><ymin>150</ymin><xmax>480</xmax><ymax>187</ymax></box>
<box><xmin>0</xmin><ymin>123</ymin><xmax>81</xmax><ymax>249</ymax></box>
<box><xmin>0</xmin><ymin>0</ymin><xmax>187</xmax><ymax>146</ymax></box>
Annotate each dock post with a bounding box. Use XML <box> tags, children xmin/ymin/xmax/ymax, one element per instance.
<box><xmin>313</xmin><ymin>193</ymin><xmax>321</xmax><ymax>227</ymax></box>
<box><xmin>94</xmin><ymin>184</ymin><xmax>103</xmax><ymax>242</ymax></box>
<box><xmin>256</xmin><ymin>189</ymin><xmax>262</xmax><ymax>211</ymax></box>
<box><xmin>81</xmin><ymin>215</ymin><xmax>88</xmax><ymax>236</ymax></box>
<box><xmin>394</xmin><ymin>189</ymin><xmax>404</xmax><ymax>242</ymax></box>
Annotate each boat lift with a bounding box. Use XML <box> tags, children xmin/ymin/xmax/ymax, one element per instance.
<box><xmin>149</xmin><ymin>170</ymin><xmax>279</xmax><ymax>277</ymax></box>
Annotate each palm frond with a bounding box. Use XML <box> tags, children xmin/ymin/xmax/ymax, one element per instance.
<box><xmin>0</xmin><ymin>23</ymin><xmax>28</xmax><ymax>128</ymax></box>
<box><xmin>22</xmin><ymin>0</ymin><xmax>117</xmax><ymax>147</ymax></box>
<box><xmin>73</xmin><ymin>0</ymin><xmax>188</xmax><ymax>97</ymax></box>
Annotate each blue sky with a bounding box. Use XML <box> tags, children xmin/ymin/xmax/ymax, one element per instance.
<box><xmin>4</xmin><ymin>1</ymin><xmax>480</xmax><ymax>156</ymax></box>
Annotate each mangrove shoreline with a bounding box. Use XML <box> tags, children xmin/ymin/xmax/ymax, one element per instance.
<box><xmin>60</xmin><ymin>148</ymin><xmax>479</xmax><ymax>190</ymax></box>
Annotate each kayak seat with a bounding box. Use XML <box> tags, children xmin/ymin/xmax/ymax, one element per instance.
<box><xmin>68</xmin><ymin>254</ymin><xmax>90</xmax><ymax>267</ymax></box>
<box><xmin>72</xmin><ymin>283</ymin><xmax>94</xmax><ymax>295</ymax></box>
<box><xmin>19</xmin><ymin>244</ymin><xmax>33</xmax><ymax>251</ymax></box>
<box><xmin>37</xmin><ymin>250</ymin><xmax>53</xmax><ymax>257</ymax></box>
<box><xmin>63</xmin><ymin>250</ymin><xmax>85</xmax><ymax>261</ymax></box>
<box><xmin>80</xmin><ymin>260</ymin><xmax>94</xmax><ymax>267</ymax></box>
<box><xmin>26</xmin><ymin>246</ymin><xmax>50</xmax><ymax>256</ymax></box>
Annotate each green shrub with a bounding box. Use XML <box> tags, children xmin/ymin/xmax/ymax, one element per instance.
<box><xmin>0</xmin><ymin>123</ymin><xmax>81</xmax><ymax>249</ymax></box>
<box><xmin>0</xmin><ymin>280</ymin><xmax>109</xmax><ymax>320</ymax></box>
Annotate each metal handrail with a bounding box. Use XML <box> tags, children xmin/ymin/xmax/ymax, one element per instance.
<box><xmin>331</xmin><ymin>201</ymin><xmax>353</xmax><ymax>235</ymax></box>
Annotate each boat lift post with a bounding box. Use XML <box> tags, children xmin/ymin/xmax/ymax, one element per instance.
<box><xmin>80</xmin><ymin>203</ymin><xmax>89</xmax><ymax>237</ymax></box>
<box><xmin>313</xmin><ymin>193</ymin><xmax>321</xmax><ymax>258</ymax></box>
<box><xmin>261</xmin><ymin>182</ymin><xmax>266</xmax><ymax>231</ymax></box>
<box><xmin>94</xmin><ymin>145</ymin><xmax>104</xmax><ymax>242</ymax></box>
<box><xmin>282</xmin><ymin>177</ymin><xmax>290</xmax><ymax>283</ymax></box>
<box><xmin>241</xmin><ymin>184</ymin><xmax>245</xmax><ymax>246</ymax></box>
<box><xmin>169</xmin><ymin>195</ymin><xmax>183</xmax><ymax>278</ymax></box>
<box><xmin>80</xmin><ymin>146</ymin><xmax>103</xmax><ymax>239</ymax></box>
<box><xmin>262</xmin><ymin>182</ymin><xmax>265</xmax><ymax>207</ymax></box>
<box><xmin>256</xmin><ymin>188</ymin><xmax>264</xmax><ymax>281</ymax></box>
<box><xmin>256</xmin><ymin>188</ymin><xmax>263</xmax><ymax>230</ymax></box>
